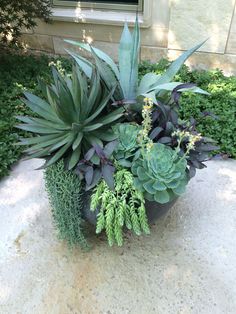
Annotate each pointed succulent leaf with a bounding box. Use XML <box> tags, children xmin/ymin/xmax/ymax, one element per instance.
<box><xmin>68</xmin><ymin>145</ymin><xmax>81</xmax><ymax>170</ymax></box>
<box><xmin>155</xmin><ymin>39</ymin><xmax>208</xmax><ymax>85</ymax></box>
<box><xmin>64</xmin><ymin>40</ymin><xmax>119</xmax><ymax>79</ymax></box>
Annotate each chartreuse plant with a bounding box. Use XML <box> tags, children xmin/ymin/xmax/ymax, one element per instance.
<box><xmin>91</xmin><ymin>167</ymin><xmax>150</xmax><ymax>246</ymax></box>
<box><xmin>44</xmin><ymin>159</ymin><xmax>88</xmax><ymax>249</ymax></box>
<box><xmin>16</xmin><ymin>65</ymin><xmax>123</xmax><ymax>169</ymax></box>
<box><xmin>65</xmin><ymin>18</ymin><xmax>208</xmax><ymax>105</ymax></box>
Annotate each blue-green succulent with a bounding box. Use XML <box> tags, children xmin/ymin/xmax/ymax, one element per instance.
<box><xmin>131</xmin><ymin>143</ymin><xmax>188</xmax><ymax>204</ymax></box>
<box><xmin>113</xmin><ymin>123</ymin><xmax>141</xmax><ymax>167</ymax></box>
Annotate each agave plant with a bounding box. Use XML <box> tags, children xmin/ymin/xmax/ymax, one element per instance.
<box><xmin>16</xmin><ymin>65</ymin><xmax>123</xmax><ymax>169</ymax></box>
<box><xmin>131</xmin><ymin>143</ymin><xmax>188</xmax><ymax>204</ymax></box>
<box><xmin>65</xmin><ymin>18</ymin><xmax>208</xmax><ymax>106</ymax></box>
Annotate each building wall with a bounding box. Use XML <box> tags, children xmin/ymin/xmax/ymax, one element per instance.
<box><xmin>21</xmin><ymin>0</ymin><xmax>236</xmax><ymax>74</ymax></box>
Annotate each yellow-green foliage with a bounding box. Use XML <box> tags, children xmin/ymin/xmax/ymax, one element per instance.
<box><xmin>91</xmin><ymin>168</ymin><xmax>150</xmax><ymax>246</ymax></box>
<box><xmin>44</xmin><ymin>160</ymin><xmax>88</xmax><ymax>249</ymax></box>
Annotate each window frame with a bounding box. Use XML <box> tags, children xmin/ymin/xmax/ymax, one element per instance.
<box><xmin>53</xmin><ymin>0</ymin><xmax>143</xmax><ymax>12</ymax></box>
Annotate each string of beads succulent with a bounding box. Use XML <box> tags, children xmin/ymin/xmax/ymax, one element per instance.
<box><xmin>90</xmin><ymin>167</ymin><xmax>150</xmax><ymax>246</ymax></box>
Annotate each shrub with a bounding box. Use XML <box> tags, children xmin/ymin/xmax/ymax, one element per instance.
<box><xmin>0</xmin><ymin>0</ymin><xmax>51</xmax><ymax>48</ymax></box>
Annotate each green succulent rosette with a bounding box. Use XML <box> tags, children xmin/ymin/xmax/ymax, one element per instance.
<box><xmin>113</xmin><ymin>123</ymin><xmax>141</xmax><ymax>167</ymax></box>
<box><xmin>131</xmin><ymin>143</ymin><xmax>188</xmax><ymax>204</ymax></box>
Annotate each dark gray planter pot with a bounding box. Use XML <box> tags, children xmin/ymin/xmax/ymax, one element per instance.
<box><xmin>81</xmin><ymin>191</ymin><xmax>178</xmax><ymax>226</ymax></box>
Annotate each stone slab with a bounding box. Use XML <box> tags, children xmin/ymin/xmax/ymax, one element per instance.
<box><xmin>168</xmin><ymin>0</ymin><xmax>235</xmax><ymax>53</ymax></box>
<box><xmin>1</xmin><ymin>158</ymin><xmax>236</xmax><ymax>313</ymax></box>
<box><xmin>168</xmin><ymin>49</ymin><xmax>236</xmax><ymax>76</ymax></box>
<box><xmin>20</xmin><ymin>34</ymin><xmax>54</xmax><ymax>53</ymax></box>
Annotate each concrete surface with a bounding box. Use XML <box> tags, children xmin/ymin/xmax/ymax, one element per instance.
<box><xmin>0</xmin><ymin>158</ymin><xmax>236</xmax><ymax>314</ymax></box>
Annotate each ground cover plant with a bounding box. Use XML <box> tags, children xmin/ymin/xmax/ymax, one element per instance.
<box><xmin>0</xmin><ymin>53</ymin><xmax>70</xmax><ymax>179</ymax></box>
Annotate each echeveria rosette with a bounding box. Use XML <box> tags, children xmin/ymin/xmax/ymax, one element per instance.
<box><xmin>113</xmin><ymin>123</ymin><xmax>141</xmax><ymax>167</ymax></box>
<box><xmin>131</xmin><ymin>143</ymin><xmax>188</xmax><ymax>204</ymax></box>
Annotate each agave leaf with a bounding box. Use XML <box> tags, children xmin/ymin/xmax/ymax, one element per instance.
<box><xmin>49</xmin><ymin>133</ymin><xmax>74</xmax><ymax>152</ymax></box>
<box><xmin>68</xmin><ymin>145</ymin><xmax>81</xmax><ymax>170</ymax></box>
<box><xmin>16</xmin><ymin>123</ymin><xmax>61</xmax><ymax>134</ymax></box>
<box><xmin>129</xmin><ymin>16</ymin><xmax>140</xmax><ymax>100</ymax></box>
<box><xmin>85</xmin><ymin>135</ymin><xmax>103</xmax><ymax>147</ymax></box>
<box><xmin>138</xmin><ymin>73</ymin><xmax>161</xmax><ymax>95</ymax></box>
<box><xmin>56</xmin><ymin>79</ymin><xmax>77</xmax><ymax>123</ymax></box>
<box><xmin>24</xmin><ymin>92</ymin><xmax>57</xmax><ymax>118</ymax></box>
<box><xmin>16</xmin><ymin>134</ymin><xmax>64</xmax><ymax>146</ymax></box>
<box><xmin>119</xmin><ymin>22</ymin><xmax>133</xmax><ymax>99</ymax></box>
<box><xmin>84</xmin><ymin>85</ymin><xmax>117</xmax><ymax>124</ymax></box>
<box><xmin>153</xmin><ymin>82</ymin><xmax>209</xmax><ymax>95</ymax></box>
<box><xmin>24</xmin><ymin>134</ymin><xmax>67</xmax><ymax>153</ymax></box>
<box><xmin>66</xmin><ymin>49</ymin><xmax>93</xmax><ymax>78</ymax></box>
<box><xmin>87</xmin><ymin>71</ymin><xmax>100</xmax><ymax>116</ymax></box>
<box><xmin>155</xmin><ymin>39</ymin><xmax>208</xmax><ymax>85</ymax></box>
<box><xmin>95</xmin><ymin>107</ymin><xmax>123</xmax><ymax>125</ymax></box>
<box><xmin>90</xmin><ymin>47</ymin><xmax>121</xmax><ymax>99</ymax></box>
<box><xmin>64</xmin><ymin>40</ymin><xmax>119</xmax><ymax>79</ymax></box>
<box><xmin>83</xmin><ymin>123</ymin><xmax>103</xmax><ymax>132</ymax></box>
<box><xmin>42</xmin><ymin>141</ymin><xmax>72</xmax><ymax>168</ymax></box>
<box><xmin>25</xmin><ymin>147</ymin><xmax>51</xmax><ymax>159</ymax></box>
<box><xmin>72</xmin><ymin>132</ymin><xmax>83</xmax><ymax>150</ymax></box>
<box><xmin>22</xmin><ymin>98</ymin><xmax>60</xmax><ymax>123</ymax></box>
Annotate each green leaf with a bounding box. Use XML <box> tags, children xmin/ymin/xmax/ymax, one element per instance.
<box><xmin>84</xmin><ymin>85</ymin><xmax>117</xmax><ymax>124</ymax></box>
<box><xmin>119</xmin><ymin>22</ymin><xmax>133</xmax><ymax>99</ymax></box>
<box><xmin>155</xmin><ymin>39</ymin><xmax>208</xmax><ymax>85</ymax></box>
<box><xmin>72</xmin><ymin>132</ymin><xmax>83</xmax><ymax>150</ymax></box>
<box><xmin>138</xmin><ymin>73</ymin><xmax>161</xmax><ymax>95</ymax></box>
<box><xmin>143</xmin><ymin>180</ymin><xmax>156</xmax><ymax>194</ymax></box>
<box><xmin>68</xmin><ymin>145</ymin><xmax>81</xmax><ymax>170</ymax></box>
<box><xmin>153</xmin><ymin>181</ymin><xmax>166</xmax><ymax>191</ymax></box>
<box><xmin>152</xmin><ymin>82</ymin><xmax>209</xmax><ymax>95</ymax></box>
<box><xmin>66</xmin><ymin>49</ymin><xmax>93</xmax><ymax>78</ymax></box>
<box><xmin>95</xmin><ymin>107</ymin><xmax>123</xmax><ymax>125</ymax></box>
<box><xmin>83</xmin><ymin>123</ymin><xmax>103</xmax><ymax>132</ymax></box>
<box><xmin>154</xmin><ymin>190</ymin><xmax>170</xmax><ymax>204</ymax></box>
<box><xmin>24</xmin><ymin>134</ymin><xmax>67</xmax><ymax>152</ymax></box>
<box><xmin>90</xmin><ymin>47</ymin><xmax>120</xmax><ymax>98</ymax></box>
<box><xmin>64</xmin><ymin>41</ymin><xmax>119</xmax><ymax>79</ymax></box>
<box><xmin>17</xmin><ymin>134</ymin><xmax>64</xmax><ymax>146</ymax></box>
<box><xmin>49</xmin><ymin>133</ymin><xmax>74</xmax><ymax>152</ymax></box>
<box><xmin>16</xmin><ymin>124</ymin><xmax>60</xmax><ymax>134</ymax></box>
<box><xmin>42</xmin><ymin>142</ymin><xmax>72</xmax><ymax>168</ymax></box>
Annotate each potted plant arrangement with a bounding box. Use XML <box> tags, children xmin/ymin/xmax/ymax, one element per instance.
<box><xmin>16</xmin><ymin>19</ymin><xmax>217</xmax><ymax>249</ymax></box>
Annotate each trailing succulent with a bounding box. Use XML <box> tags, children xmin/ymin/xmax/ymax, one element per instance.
<box><xmin>44</xmin><ymin>159</ymin><xmax>88</xmax><ymax>249</ymax></box>
<box><xmin>16</xmin><ymin>65</ymin><xmax>123</xmax><ymax>170</ymax></box>
<box><xmin>91</xmin><ymin>167</ymin><xmax>150</xmax><ymax>246</ymax></box>
<box><xmin>131</xmin><ymin>143</ymin><xmax>188</xmax><ymax>204</ymax></box>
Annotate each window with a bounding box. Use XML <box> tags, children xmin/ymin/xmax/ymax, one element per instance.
<box><xmin>53</xmin><ymin>0</ymin><xmax>143</xmax><ymax>12</ymax></box>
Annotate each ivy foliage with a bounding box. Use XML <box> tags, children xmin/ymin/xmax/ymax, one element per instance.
<box><xmin>91</xmin><ymin>167</ymin><xmax>150</xmax><ymax>246</ymax></box>
<box><xmin>44</xmin><ymin>160</ymin><xmax>89</xmax><ymax>250</ymax></box>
